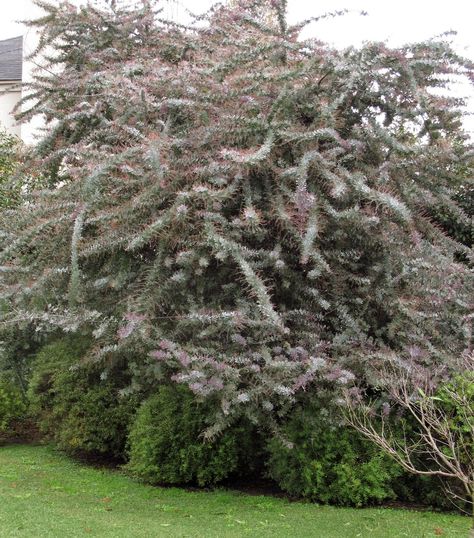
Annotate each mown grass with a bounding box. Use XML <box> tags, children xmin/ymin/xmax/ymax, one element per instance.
<box><xmin>0</xmin><ymin>444</ymin><xmax>469</xmax><ymax>537</ymax></box>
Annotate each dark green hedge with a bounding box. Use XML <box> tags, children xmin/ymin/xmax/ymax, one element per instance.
<box><xmin>267</xmin><ymin>401</ymin><xmax>402</xmax><ymax>506</ymax></box>
<box><xmin>126</xmin><ymin>385</ymin><xmax>260</xmax><ymax>486</ymax></box>
<box><xmin>28</xmin><ymin>336</ymin><xmax>138</xmax><ymax>459</ymax></box>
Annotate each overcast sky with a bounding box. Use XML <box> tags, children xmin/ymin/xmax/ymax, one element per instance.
<box><xmin>1</xmin><ymin>0</ymin><xmax>473</xmax><ymax>141</ymax></box>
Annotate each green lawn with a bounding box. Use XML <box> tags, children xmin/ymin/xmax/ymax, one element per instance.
<box><xmin>0</xmin><ymin>445</ymin><xmax>469</xmax><ymax>538</ymax></box>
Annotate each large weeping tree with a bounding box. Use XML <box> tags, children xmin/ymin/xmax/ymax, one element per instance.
<box><xmin>1</xmin><ymin>0</ymin><xmax>472</xmax><ymax>433</ymax></box>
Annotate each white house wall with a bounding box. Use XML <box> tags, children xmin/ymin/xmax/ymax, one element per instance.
<box><xmin>0</xmin><ymin>83</ymin><xmax>21</xmax><ymax>137</ymax></box>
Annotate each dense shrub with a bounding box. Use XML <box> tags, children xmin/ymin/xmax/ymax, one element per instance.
<box><xmin>29</xmin><ymin>336</ymin><xmax>138</xmax><ymax>459</ymax></box>
<box><xmin>393</xmin><ymin>473</ymin><xmax>460</xmax><ymax>511</ymax></box>
<box><xmin>267</xmin><ymin>401</ymin><xmax>402</xmax><ymax>506</ymax></box>
<box><xmin>0</xmin><ymin>377</ymin><xmax>27</xmax><ymax>434</ymax></box>
<box><xmin>0</xmin><ymin>1</ymin><xmax>471</xmax><ymax>511</ymax></box>
<box><xmin>2</xmin><ymin>0</ymin><xmax>472</xmax><ymax>439</ymax></box>
<box><xmin>127</xmin><ymin>385</ymin><xmax>260</xmax><ymax>486</ymax></box>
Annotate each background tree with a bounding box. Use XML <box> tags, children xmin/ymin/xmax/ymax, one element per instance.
<box><xmin>0</xmin><ymin>0</ymin><xmax>472</xmax><ymax>435</ymax></box>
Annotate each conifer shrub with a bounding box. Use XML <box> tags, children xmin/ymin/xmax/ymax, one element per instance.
<box><xmin>393</xmin><ymin>473</ymin><xmax>461</xmax><ymax>511</ymax></box>
<box><xmin>0</xmin><ymin>377</ymin><xmax>28</xmax><ymax>435</ymax></box>
<box><xmin>127</xmin><ymin>385</ymin><xmax>261</xmax><ymax>486</ymax></box>
<box><xmin>267</xmin><ymin>399</ymin><xmax>402</xmax><ymax>506</ymax></box>
<box><xmin>29</xmin><ymin>336</ymin><xmax>138</xmax><ymax>459</ymax></box>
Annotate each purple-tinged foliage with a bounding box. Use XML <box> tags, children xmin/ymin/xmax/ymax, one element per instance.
<box><xmin>0</xmin><ymin>0</ymin><xmax>473</xmax><ymax>433</ymax></box>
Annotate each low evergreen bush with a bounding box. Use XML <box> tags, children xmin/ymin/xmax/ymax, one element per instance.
<box><xmin>0</xmin><ymin>377</ymin><xmax>27</xmax><ymax>435</ymax></box>
<box><xmin>127</xmin><ymin>385</ymin><xmax>260</xmax><ymax>486</ymax></box>
<box><xmin>267</xmin><ymin>400</ymin><xmax>402</xmax><ymax>506</ymax></box>
<box><xmin>29</xmin><ymin>336</ymin><xmax>138</xmax><ymax>459</ymax></box>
